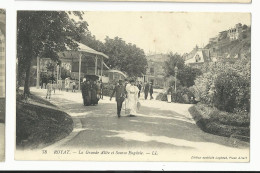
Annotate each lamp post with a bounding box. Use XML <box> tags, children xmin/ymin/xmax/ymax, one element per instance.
<box><xmin>174</xmin><ymin>66</ymin><xmax>178</xmax><ymax>94</ymax></box>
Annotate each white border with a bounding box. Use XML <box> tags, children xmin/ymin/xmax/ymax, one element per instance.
<box><xmin>0</xmin><ymin>0</ymin><xmax>259</xmax><ymax>171</ymax></box>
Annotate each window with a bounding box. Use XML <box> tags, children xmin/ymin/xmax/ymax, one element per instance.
<box><xmin>195</xmin><ymin>55</ymin><xmax>201</xmax><ymax>62</ymax></box>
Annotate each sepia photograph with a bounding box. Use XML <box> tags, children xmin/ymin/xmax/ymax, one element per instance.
<box><xmin>16</xmin><ymin>11</ymin><xmax>251</xmax><ymax>162</ymax></box>
<box><xmin>15</xmin><ymin>0</ymin><xmax>252</xmax><ymax>3</ymax></box>
<box><xmin>0</xmin><ymin>9</ymin><xmax>5</xmax><ymax>162</ymax></box>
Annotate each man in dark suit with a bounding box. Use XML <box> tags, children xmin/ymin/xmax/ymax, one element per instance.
<box><xmin>144</xmin><ymin>81</ymin><xmax>149</xmax><ymax>100</ymax></box>
<box><xmin>137</xmin><ymin>81</ymin><xmax>142</xmax><ymax>98</ymax></box>
<box><xmin>110</xmin><ymin>80</ymin><xmax>126</xmax><ymax>118</ymax></box>
<box><xmin>149</xmin><ymin>82</ymin><xmax>154</xmax><ymax>100</ymax></box>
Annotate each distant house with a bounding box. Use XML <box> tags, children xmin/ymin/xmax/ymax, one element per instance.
<box><xmin>228</xmin><ymin>23</ymin><xmax>243</xmax><ymax>41</ymax></box>
<box><xmin>184</xmin><ymin>46</ymin><xmax>211</xmax><ymax>68</ymax></box>
<box><xmin>138</xmin><ymin>54</ymin><xmax>169</xmax><ymax>88</ymax></box>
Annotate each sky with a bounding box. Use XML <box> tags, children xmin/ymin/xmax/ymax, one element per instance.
<box><xmin>82</xmin><ymin>12</ymin><xmax>251</xmax><ymax>55</ymax></box>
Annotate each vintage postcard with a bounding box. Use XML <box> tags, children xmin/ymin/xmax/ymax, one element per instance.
<box><xmin>16</xmin><ymin>0</ymin><xmax>252</xmax><ymax>3</ymax></box>
<box><xmin>16</xmin><ymin>11</ymin><xmax>251</xmax><ymax>162</ymax></box>
<box><xmin>0</xmin><ymin>9</ymin><xmax>5</xmax><ymax>162</ymax></box>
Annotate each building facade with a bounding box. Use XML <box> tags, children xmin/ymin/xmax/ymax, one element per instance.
<box><xmin>228</xmin><ymin>23</ymin><xmax>243</xmax><ymax>41</ymax></box>
<box><xmin>140</xmin><ymin>54</ymin><xmax>169</xmax><ymax>88</ymax></box>
<box><xmin>184</xmin><ymin>46</ymin><xmax>211</xmax><ymax>68</ymax></box>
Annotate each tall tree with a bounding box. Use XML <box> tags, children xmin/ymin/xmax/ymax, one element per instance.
<box><xmin>164</xmin><ymin>52</ymin><xmax>185</xmax><ymax>77</ymax></box>
<box><xmin>17</xmin><ymin>11</ymin><xmax>88</xmax><ymax>97</ymax></box>
<box><xmin>164</xmin><ymin>52</ymin><xmax>202</xmax><ymax>87</ymax></box>
<box><xmin>103</xmin><ymin>36</ymin><xmax>147</xmax><ymax>77</ymax></box>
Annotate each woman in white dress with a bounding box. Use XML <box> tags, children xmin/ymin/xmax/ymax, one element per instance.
<box><xmin>126</xmin><ymin>79</ymin><xmax>139</xmax><ymax>116</ymax></box>
<box><xmin>65</xmin><ymin>77</ymin><xmax>70</xmax><ymax>92</ymax></box>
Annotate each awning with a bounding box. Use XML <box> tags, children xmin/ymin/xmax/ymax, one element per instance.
<box><xmin>66</xmin><ymin>41</ymin><xmax>109</xmax><ymax>59</ymax></box>
<box><xmin>108</xmin><ymin>69</ymin><xmax>127</xmax><ymax>78</ymax></box>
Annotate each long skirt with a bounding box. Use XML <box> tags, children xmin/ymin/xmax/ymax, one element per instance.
<box><xmin>91</xmin><ymin>90</ymin><xmax>98</xmax><ymax>105</ymax></box>
<box><xmin>128</xmin><ymin>93</ymin><xmax>138</xmax><ymax>115</ymax></box>
<box><xmin>84</xmin><ymin>91</ymin><xmax>91</xmax><ymax>106</ymax></box>
<box><xmin>167</xmin><ymin>94</ymin><xmax>172</xmax><ymax>103</ymax></box>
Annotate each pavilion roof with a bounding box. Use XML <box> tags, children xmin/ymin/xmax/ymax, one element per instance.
<box><xmin>65</xmin><ymin>41</ymin><xmax>108</xmax><ymax>59</ymax></box>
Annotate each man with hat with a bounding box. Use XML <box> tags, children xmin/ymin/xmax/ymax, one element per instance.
<box><xmin>110</xmin><ymin>80</ymin><xmax>126</xmax><ymax>118</ymax></box>
<box><xmin>144</xmin><ymin>81</ymin><xmax>149</xmax><ymax>100</ymax></box>
<box><xmin>149</xmin><ymin>82</ymin><xmax>154</xmax><ymax>100</ymax></box>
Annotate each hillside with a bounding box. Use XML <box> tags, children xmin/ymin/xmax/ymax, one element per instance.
<box><xmin>205</xmin><ymin>25</ymin><xmax>251</xmax><ymax>60</ymax></box>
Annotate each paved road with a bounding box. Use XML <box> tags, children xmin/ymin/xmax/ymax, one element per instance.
<box><xmin>30</xmin><ymin>88</ymin><xmax>249</xmax><ymax>158</ymax></box>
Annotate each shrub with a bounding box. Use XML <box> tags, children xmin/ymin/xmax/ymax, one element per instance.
<box><xmin>191</xmin><ymin>58</ymin><xmax>251</xmax><ymax>113</ymax></box>
<box><xmin>189</xmin><ymin>104</ymin><xmax>250</xmax><ymax>141</ymax></box>
<box><xmin>214</xmin><ymin>70</ymin><xmax>250</xmax><ymax>113</ymax></box>
<box><xmin>189</xmin><ymin>72</ymin><xmax>214</xmax><ymax>105</ymax></box>
<box><xmin>102</xmin><ymin>83</ymin><xmax>115</xmax><ymax>97</ymax></box>
<box><xmin>156</xmin><ymin>93</ymin><xmax>167</xmax><ymax>101</ymax></box>
<box><xmin>195</xmin><ymin>104</ymin><xmax>250</xmax><ymax>127</ymax></box>
<box><xmin>156</xmin><ymin>87</ymin><xmax>195</xmax><ymax>104</ymax></box>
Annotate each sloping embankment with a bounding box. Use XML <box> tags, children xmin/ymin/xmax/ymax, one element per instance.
<box><xmin>16</xmin><ymin>95</ymin><xmax>73</xmax><ymax>149</ymax></box>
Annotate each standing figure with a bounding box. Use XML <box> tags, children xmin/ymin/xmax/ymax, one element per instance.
<box><xmin>50</xmin><ymin>74</ymin><xmax>55</xmax><ymax>84</ymax></box>
<box><xmin>97</xmin><ymin>81</ymin><xmax>101</xmax><ymax>99</ymax></box>
<box><xmin>149</xmin><ymin>82</ymin><xmax>154</xmax><ymax>100</ymax></box>
<box><xmin>124</xmin><ymin>79</ymin><xmax>131</xmax><ymax>109</ymax></box>
<box><xmin>65</xmin><ymin>77</ymin><xmax>70</xmax><ymax>92</ymax></box>
<box><xmin>90</xmin><ymin>80</ymin><xmax>98</xmax><ymax>105</ymax></box>
<box><xmin>144</xmin><ymin>81</ymin><xmax>149</xmax><ymax>100</ymax></box>
<box><xmin>110</xmin><ymin>80</ymin><xmax>126</xmax><ymax>118</ymax></box>
<box><xmin>72</xmin><ymin>80</ymin><xmax>76</xmax><ymax>92</ymax></box>
<box><xmin>81</xmin><ymin>78</ymin><xmax>87</xmax><ymax>106</ymax></box>
<box><xmin>126</xmin><ymin>79</ymin><xmax>139</xmax><ymax>116</ymax></box>
<box><xmin>85</xmin><ymin>80</ymin><xmax>92</xmax><ymax>106</ymax></box>
<box><xmin>52</xmin><ymin>80</ymin><xmax>56</xmax><ymax>94</ymax></box>
<box><xmin>57</xmin><ymin>79</ymin><xmax>63</xmax><ymax>91</ymax></box>
<box><xmin>41</xmin><ymin>74</ymin><xmax>47</xmax><ymax>89</ymax></box>
<box><xmin>100</xmin><ymin>80</ymin><xmax>104</xmax><ymax>99</ymax></box>
<box><xmin>167</xmin><ymin>85</ymin><xmax>174</xmax><ymax>103</ymax></box>
<box><xmin>46</xmin><ymin>80</ymin><xmax>52</xmax><ymax>99</ymax></box>
<box><xmin>137</xmin><ymin>81</ymin><xmax>142</xmax><ymax>98</ymax></box>
<box><xmin>40</xmin><ymin>73</ymin><xmax>43</xmax><ymax>89</ymax></box>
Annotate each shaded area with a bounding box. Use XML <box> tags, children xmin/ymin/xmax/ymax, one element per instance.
<box><xmin>0</xmin><ymin>98</ymin><xmax>5</xmax><ymax>123</ymax></box>
<box><xmin>16</xmin><ymin>94</ymin><xmax>73</xmax><ymax>150</ymax></box>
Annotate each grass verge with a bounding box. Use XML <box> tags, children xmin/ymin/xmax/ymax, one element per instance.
<box><xmin>16</xmin><ymin>93</ymin><xmax>73</xmax><ymax>149</ymax></box>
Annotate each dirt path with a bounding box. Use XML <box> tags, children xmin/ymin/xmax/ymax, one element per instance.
<box><xmin>28</xmin><ymin>87</ymin><xmax>249</xmax><ymax>161</ymax></box>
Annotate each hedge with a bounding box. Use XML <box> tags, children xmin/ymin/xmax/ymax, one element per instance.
<box><xmin>189</xmin><ymin>104</ymin><xmax>250</xmax><ymax>142</ymax></box>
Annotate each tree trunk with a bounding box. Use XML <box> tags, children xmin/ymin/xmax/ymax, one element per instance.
<box><xmin>24</xmin><ymin>58</ymin><xmax>32</xmax><ymax>98</ymax></box>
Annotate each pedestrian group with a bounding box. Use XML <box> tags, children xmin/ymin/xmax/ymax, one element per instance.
<box><xmin>43</xmin><ymin>75</ymin><xmax>154</xmax><ymax>118</ymax></box>
<box><xmin>110</xmin><ymin>79</ymin><xmax>154</xmax><ymax>118</ymax></box>
<box><xmin>81</xmin><ymin>78</ymin><xmax>103</xmax><ymax>106</ymax></box>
